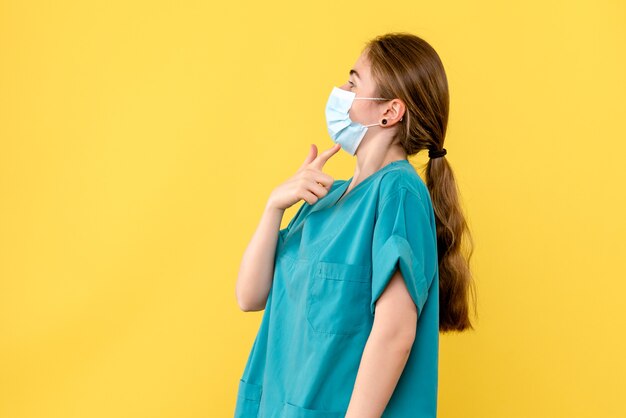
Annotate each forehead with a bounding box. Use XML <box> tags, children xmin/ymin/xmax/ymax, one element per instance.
<box><xmin>355</xmin><ymin>52</ymin><xmax>370</xmax><ymax>67</ymax></box>
<box><xmin>351</xmin><ymin>53</ymin><xmax>372</xmax><ymax>82</ymax></box>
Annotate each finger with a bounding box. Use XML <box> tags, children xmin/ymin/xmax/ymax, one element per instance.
<box><xmin>307</xmin><ymin>179</ymin><xmax>331</xmax><ymax>197</ymax></box>
<box><xmin>301</xmin><ymin>189</ymin><xmax>321</xmax><ymax>206</ymax></box>
<box><xmin>310</xmin><ymin>143</ymin><xmax>341</xmax><ymax>170</ymax></box>
<box><xmin>312</xmin><ymin>172</ymin><xmax>335</xmax><ymax>190</ymax></box>
<box><xmin>296</xmin><ymin>178</ymin><xmax>330</xmax><ymax>205</ymax></box>
<box><xmin>299</xmin><ymin>144</ymin><xmax>318</xmax><ymax>170</ymax></box>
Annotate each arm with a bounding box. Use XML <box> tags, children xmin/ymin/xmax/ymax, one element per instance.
<box><xmin>345</xmin><ymin>268</ymin><xmax>418</xmax><ymax>417</ymax></box>
<box><xmin>235</xmin><ymin>143</ymin><xmax>341</xmax><ymax>312</ymax></box>
<box><xmin>234</xmin><ymin>201</ymin><xmax>285</xmax><ymax>312</ymax></box>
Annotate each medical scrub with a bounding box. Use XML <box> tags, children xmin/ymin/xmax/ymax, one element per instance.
<box><xmin>235</xmin><ymin>159</ymin><xmax>439</xmax><ymax>418</ymax></box>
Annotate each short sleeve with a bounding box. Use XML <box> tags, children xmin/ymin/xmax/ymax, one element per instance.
<box><xmin>370</xmin><ymin>187</ymin><xmax>437</xmax><ymax>317</ymax></box>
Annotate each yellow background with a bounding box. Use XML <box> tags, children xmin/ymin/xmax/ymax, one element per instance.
<box><xmin>1</xmin><ymin>0</ymin><xmax>624</xmax><ymax>417</ymax></box>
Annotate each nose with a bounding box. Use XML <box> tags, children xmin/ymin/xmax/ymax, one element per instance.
<box><xmin>338</xmin><ymin>82</ymin><xmax>350</xmax><ymax>91</ymax></box>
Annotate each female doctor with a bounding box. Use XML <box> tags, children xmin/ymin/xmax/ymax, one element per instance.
<box><xmin>234</xmin><ymin>32</ymin><xmax>477</xmax><ymax>418</ymax></box>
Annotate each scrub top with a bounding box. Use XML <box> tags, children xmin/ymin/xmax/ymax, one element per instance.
<box><xmin>235</xmin><ymin>159</ymin><xmax>439</xmax><ymax>418</ymax></box>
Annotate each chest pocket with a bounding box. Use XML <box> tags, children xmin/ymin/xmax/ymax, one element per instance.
<box><xmin>306</xmin><ymin>261</ymin><xmax>372</xmax><ymax>336</ymax></box>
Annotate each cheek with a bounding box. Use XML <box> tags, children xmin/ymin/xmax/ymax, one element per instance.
<box><xmin>348</xmin><ymin>100</ymin><xmax>364</xmax><ymax>117</ymax></box>
<box><xmin>349</xmin><ymin>101</ymin><xmax>371</xmax><ymax>121</ymax></box>
<box><xmin>348</xmin><ymin>107</ymin><xmax>359</xmax><ymax>121</ymax></box>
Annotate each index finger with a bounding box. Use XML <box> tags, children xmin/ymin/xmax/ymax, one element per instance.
<box><xmin>310</xmin><ymin>143</ymin><xmax>341</xmax><ymax>170</ymax></box>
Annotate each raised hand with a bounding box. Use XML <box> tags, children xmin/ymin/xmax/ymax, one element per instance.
<box><xmin>267</xmin><ymin>143</ymin><xmax>341</xmax><ymax>210</ymax></box>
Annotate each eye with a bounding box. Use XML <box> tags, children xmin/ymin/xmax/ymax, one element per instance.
<box><xmin>348</xmin><ymin>80</ymin><xmax>355</xmax><ymax>88</ymax></box>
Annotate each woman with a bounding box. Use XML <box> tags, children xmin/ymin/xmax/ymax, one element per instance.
<box><xmin>234</xmin><ymin>32</ymin><xmax>476</xmax><ymax>418</ymax></box>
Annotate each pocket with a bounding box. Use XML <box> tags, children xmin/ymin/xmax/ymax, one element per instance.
<box><xmin>282</xmin><ymin>401</ymin><xmax>345</xmax><ymax>418</ymax></box>
<box><xmin>306</xmin><ymin>261</ymin><xmax>372</xmax><ymax>336</ymax></box>
<box><xmin>234</xmin><ymin>378</ymin><xmax>262</xmax><ymax>418</ymax></box>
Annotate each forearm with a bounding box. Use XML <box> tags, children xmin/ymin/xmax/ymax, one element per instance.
<box><xmin>235</xmin><ymin>201</ymin><xmax>285</xmax><ymax>311</ymax></box>
<box><xmin>345</xmin><ymin>330</ymin><xmax>413</xmax><ymax>417</ymax></box>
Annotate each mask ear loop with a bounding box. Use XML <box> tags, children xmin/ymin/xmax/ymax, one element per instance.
<box><xmin>353</xmin><ymin>97</ymin><xmax>391</xmax><ymax>100</ymax></box>
<box><xmin>354</xmin><ymin>97</ymin><xmax>394</xmax><ymax>127</ymax></box>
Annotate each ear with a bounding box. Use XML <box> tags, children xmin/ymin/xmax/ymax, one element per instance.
<box><xmin>383</xmin><ymin>98</ymin><xmax>406</xmax><ymax>125</ymax></box>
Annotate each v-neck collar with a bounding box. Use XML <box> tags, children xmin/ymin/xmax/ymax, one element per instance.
<box><xmin>311</xmin><ymin>159</ymin><xmax>410</xmax><ymax>212</ymax></box>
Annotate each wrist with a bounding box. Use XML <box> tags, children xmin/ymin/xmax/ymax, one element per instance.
<box><xmin>264</xmin><ymin>200</ymin><xmax>286</xmax><ymax>214</ymax></box>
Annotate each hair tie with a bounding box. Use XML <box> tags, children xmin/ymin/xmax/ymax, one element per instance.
<box><xmin>428</xmin><ymin>148</ymin><xmax>447</xmax><ymax>159</ymax></box>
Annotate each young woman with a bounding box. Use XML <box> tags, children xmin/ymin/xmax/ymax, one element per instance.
<box><xmin>234</xmin><ymin>32</ymin><xmax>476</xmax><ymax>418</ymax></box>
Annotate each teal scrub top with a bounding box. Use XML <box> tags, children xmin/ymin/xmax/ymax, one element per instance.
<box><xmin>235</xmin><ymin>159</ymin><xmax>439</xmax><ymax>418</ymax></box>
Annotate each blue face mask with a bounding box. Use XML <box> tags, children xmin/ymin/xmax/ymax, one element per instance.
<box><xmin>324</xmin><ymin>86</ymin><xmax>390</xmax><ymax>156</ymax></box>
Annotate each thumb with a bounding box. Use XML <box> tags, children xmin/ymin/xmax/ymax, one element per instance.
<box><xmin>299</xmin><ymin>144</ymin><xmax>317</xmax><ymax>169</ymax></box>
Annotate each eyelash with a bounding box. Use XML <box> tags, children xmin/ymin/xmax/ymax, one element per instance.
<box><xmin>348</xmin><ymin>81</ymin><xmax>355</xmax><ymax>87</ymax></box>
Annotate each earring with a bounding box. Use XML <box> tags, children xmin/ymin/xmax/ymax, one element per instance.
<box><xmin>381</xmin><ymin>119</ymin><xmax>387</xmax><ymax>125</ymax></box>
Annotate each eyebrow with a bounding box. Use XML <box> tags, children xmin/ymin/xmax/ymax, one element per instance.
<box><xmin>349</xmin><ymin>69</ymin><xmax>361</xmax><ymax>79</ymax></box>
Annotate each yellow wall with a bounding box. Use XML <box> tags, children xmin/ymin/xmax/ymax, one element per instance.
<box><xmin>1</xmin><ymin>1</ymin><xmax>624</xmax><ymax>417</ymax></box>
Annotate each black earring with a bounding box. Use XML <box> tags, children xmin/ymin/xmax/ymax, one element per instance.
<box><xmin>381</xmin><ymin>119</ymin><xmax>387</xmax><ymax>125</ymax></box>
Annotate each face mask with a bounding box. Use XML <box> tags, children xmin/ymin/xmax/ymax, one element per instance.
<box><xmin>324</xmin><ymin>86</ymin><xmax>389</xmax><ymax>156</ymax></box>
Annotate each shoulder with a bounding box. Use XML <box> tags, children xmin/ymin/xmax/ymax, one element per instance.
<box><xmin>374</xmin><ymin>169</ymin><xmax>437</xmax><ymax>240</ymax></box>
<box><xmin>376</xmin><ymin>163</ymin><xmax>431</xmax><ymax>211</ymax></box>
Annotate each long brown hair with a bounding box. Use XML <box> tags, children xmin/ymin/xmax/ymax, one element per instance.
<box><xmin>365</xmin><ymin>32</ymin><xmax>477</xmax><ymax>333</ymax></box>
